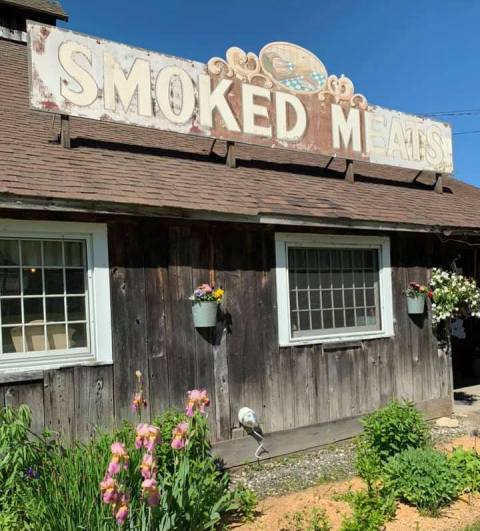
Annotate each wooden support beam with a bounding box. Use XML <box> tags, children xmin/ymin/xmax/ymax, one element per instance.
<box><xmin>225</xmin><ymin>141</ymin><xmax>236</xmax><ymax>168</ymax></box>
<box><xmin>434</xmin><ymin>173</ymin><xmax>444</xmax><ymax>194</ymax></box>
<box><xmin>345</xmin><ymin>159</ymin><xmax>354</xmax><ymax>183</ymax></box>
<box><xmin>60</xmin><ymin>115</ymin><xmax>71</xmax><ymax>148</ymax></box>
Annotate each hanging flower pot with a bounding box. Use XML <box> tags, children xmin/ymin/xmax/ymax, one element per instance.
<box><xmin>189</xmin><ymin>283</ymin><xmax>224</xmax><ymax>328</ymax></box>
<box><xmin>405</xmin><ymin>282</ymin><xmax>429</xmax><ymax>315</ymax></box>
<box><xmin>192</xmin><ymin>300</ymin><xmax>219</xmax><ymax>328</ymax></box>
<box><xmin>407</xmin><ymin>295</ymin><xmax>426</xmax><ymax>315</ymax></box>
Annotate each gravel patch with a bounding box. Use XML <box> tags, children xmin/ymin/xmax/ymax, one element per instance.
<box><xmin>230</xmin><ymin>416</ymin><xmax>471</xmax><ymax>499</ymax></box>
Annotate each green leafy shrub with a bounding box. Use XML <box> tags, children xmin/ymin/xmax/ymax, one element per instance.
<box><xmin>0</xmin><ymin>390</ymin><xmax>256</xmax><ymax>530</ymax></box>
<box><xmin>383</xmin><ymin>447</ymin><xmax>460</xmax><ymax>516</ymax></box>
<box><xmin>359</xmin><ymin>401</ymin><xmax>430</xmax><ymax>466</ymax></box>
<box><xmin>340</xmin><ymin>488</ymin><xmax>396</xmax><ymax>531</ymax></box>
<box><xmin>449</xmin><ymin>447</ymin><xmax>480</xmax><ymax>493</ymax></box>
<box><xmin>280</xmin><ymin>507</ymin><xmax>331</xmax><ymax>531</ymax></box>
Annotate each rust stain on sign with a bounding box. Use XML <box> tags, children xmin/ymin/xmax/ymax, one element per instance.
<box><xmin>27</xmin><ymin>22</ymin><xmax>454</xmax><ymax>174</ymax></box>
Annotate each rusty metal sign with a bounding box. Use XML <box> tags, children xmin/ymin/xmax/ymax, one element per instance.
<box><xmin>27</xmin><ymin>22</ymin><xmax>453</xmax><ymax>174</ymax></box>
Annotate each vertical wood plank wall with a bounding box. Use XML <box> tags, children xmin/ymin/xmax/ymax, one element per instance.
<box><xmin>0</xmin><ymin>220</ymin><xmax>453</xmax><ymax>444</ymax></box>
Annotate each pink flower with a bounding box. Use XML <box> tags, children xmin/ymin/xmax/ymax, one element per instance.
<box><xmin>108</xmin><ymin>442</ymin><xmax>129</xmax><ymax>475</ymax></box>
<box><xmin>114</xmin><ymin>495</ymin><xmax>129</xmax><ymax>524</ymax></box>
<box><xmin>140</xmin><ymin>452</ymin><xmax>157</xmax><ymax>480</ymax></box>
<box><xmin>200</xmin><ymin>283</ymin><xmax>213</xmax><ymax>294</ymax></box>
<box><xmin>186</xmin><ymin>389</ymin><xmax>210</xmax><ymax>417</ymax></box>
<box><xmin>131</xmin><ymin>391</ymin><xmax>147</xmax><ymax>412</ymax></box>
<box><xmin>171</xmin><ymin>421</ymin><xmax>188</xmax><ymax>450</ymax></box>
<box><xmin>135</xmin><ymin>423</ymin><xmax>161</xmax><ymax>451</ymax></box>
<box><xmin>142</xmin><ymin>478</ymin><xmax>160</xmax><ymax>507</ymax></box>
<box><xmin>100</xmin><ymin>474</ymin><xmax>118</xmax><ymax>504</ymax></box>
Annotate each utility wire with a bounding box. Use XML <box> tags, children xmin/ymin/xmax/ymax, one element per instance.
<box><xmin>422</xmin><ymin>108</ymin><xmax>480</xmax><ymax>117</ymax></box>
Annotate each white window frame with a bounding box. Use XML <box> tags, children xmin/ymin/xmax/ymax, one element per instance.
<box><xmin>275</xmin><ymin>233</ymin><xmax>394</xmax><ymax>346</ymax></box>
<box><xmin>0</xmin><ymin>219</ymin><xmax>112</xmax><ymax>372</ymax></box>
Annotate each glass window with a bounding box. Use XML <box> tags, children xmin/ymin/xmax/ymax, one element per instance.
<box><xmin>275</xmin><ymin>234</ymin><xmax>394</xmax><ymax>346</ymax></box>
<box><xmin>0</xmin><ymin>239</ymin><xmax>89</xmax><ymax>354</ymax></box>
<box><xmin>288</xmin><ymin>247</ymin><xmax>381</xmax><ymax>336</ymax></box>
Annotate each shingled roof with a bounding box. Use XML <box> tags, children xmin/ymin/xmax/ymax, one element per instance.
<box><xmin>0</xmin><ymin>0</ymin><xmax>67</xmax><ymax>20</ymax></box>
<box><xmin>1</xmin><ymin>37</ymin><xmax>480</xmax><ymax>232</ymax></box>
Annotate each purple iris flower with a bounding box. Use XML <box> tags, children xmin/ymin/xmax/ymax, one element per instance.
<box><xmin>194</xmin><ymin>289</ymin><xmax>205</xmax><ymax>298</ymax></box>
<box><xmin>25</xmin><ymin>467</ymin><xmax>40</xmax><ymax>479</ymax></box>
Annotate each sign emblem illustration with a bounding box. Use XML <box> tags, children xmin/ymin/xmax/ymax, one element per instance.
<box><xmin>259</xmin><ymin>42</ymin><xmax>328</xmax><ymax>94</ymax></box>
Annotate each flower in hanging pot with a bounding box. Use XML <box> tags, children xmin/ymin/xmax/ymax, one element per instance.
<box><xmin>189</xmin><ymin>283</ymin><xmax>224</xmax><ymax>327</ymax></box>
<box><xmin>404</xmin><ymin>282</ymin><xmax>428</xmax><ymax>315</ymax></box>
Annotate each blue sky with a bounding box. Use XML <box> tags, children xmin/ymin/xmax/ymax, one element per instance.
<box><xmin>60</xmin><ymin>0</ymin><xmax>480</xmax><ymax>185</ymax></box>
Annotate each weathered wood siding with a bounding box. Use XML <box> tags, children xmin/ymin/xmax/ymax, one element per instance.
<box><xmin>0</xmin><ymin>220</ymin><xmax>453</xmax><ymax>449</ymax></box>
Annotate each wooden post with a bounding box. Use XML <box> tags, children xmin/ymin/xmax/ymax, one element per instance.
<box><xmin>225</xmin><ymin>141</ymin><xmax>236</xmax><ymax>168</ymax></box>
<box><xmin>345</xmin><ymin>159</ymin><xmax>354</xmax><ymax>183</ymax></box>
<box><xmin>60</xmin><ymin>115</ymin><xmax>71</xmax><ymax>148</ymax></box>
<box><xmin>434</xmin><ymin>173</ymin><xmax>443</xmax><ymax>194</ymax></box>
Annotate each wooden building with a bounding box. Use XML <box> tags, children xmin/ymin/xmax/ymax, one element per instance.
<box><xmin>0</xmin><ymin>0</ymin><xmax>478</xmax><ymax>466</ymax></box>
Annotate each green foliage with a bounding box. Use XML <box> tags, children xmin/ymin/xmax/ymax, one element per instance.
<box><xmin>449</xmin><ymin>447</ymin><xmax>480</xmax><ymax>493</ymax></box>
<box><xmin>231</xmin><ymin>483</ymin><xmax>258</xmax><ymax>523</ymax></box>
<box><xmin>280</xmin><ymin>507</ymin><xmax>332</xmax><ymax>531</ymax></box>
<box><xmin>357</xmin><ymin>400</ymin><xmax>430</xmax><ymax>469</ymax></box>
<box><xmin>0</xmin><ymin>405</ymin><xmax>255</xmax><ymax>530</ymax></box>
<box><xmin>383</xmin><ymin>447</ymin><xmax>460</xmax><ymax>516</ymax></box>
<box><xmin>0</xmin><ymin>406</ymin><xmax>51</xmax><ymax>529</ymax></box>
<box><xmin>152</xmin><ymin>408</ymin><xmax>187</xmax><ymax>474</ymax></box>
<box><xmin>354</xmin><ymin>438</ymin><xmax>382</xmax><ymax>488</ymax></box>
<box><xmin>340</xmin><ymin>488</ymin><xmax>396</xmax><ymax>531</ymax></box>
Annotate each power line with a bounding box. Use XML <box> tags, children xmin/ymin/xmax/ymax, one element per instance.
<box><xmin>453</xmin><ymin>129</ymin><xmax>480</xmax><ymax>136</ymax></box>
<box><xmin>422</xmin><ymin>108</ymin><xmax>480</xmax><ymax>117</ymax></box>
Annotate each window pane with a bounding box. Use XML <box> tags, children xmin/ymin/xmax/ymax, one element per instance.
<box><xmin>0</xmin><ymin>240</ymin><xmax>19</xmax><ymax>265</ymax></box>
<box><xmin>0</xmin><ymin>268</ymin><xmax>21</xmax><ymax>296</ymax></box>
<box><xmin>321</xmin><ymin>290</ymin><xmax>332</xmax><ymax>309</ymax></box>
<box><xmin>344</xmin><ymin>289</ymin><xmax>354</xmax><ymax>307</ymax></box>
<box><xmin>44</xmin><ymin>241</ymin><xmax>63</xmax><ymax>267</ymax></box>
<box><xmin>70</xmin><ymin>323</ymin><xmax>88</xmax><ymax>348</ymax></box>
<box><xmin>23</xmin><ymin>268</ymin><xmax>42</xmax><ymax>295</ymax></box>
<box><xmin>296</xmin><ymin>271</ymin><xmax>308</xmax><ymax>290</ymax></box>
<box><xmin>299</xmin><ymin>311</ymin><xmax>310</xmax><ymax>331</ymax></box>
<box><xmin>47</xmin><ymin>324</ymin><xmax>67</xmax><ymax>350</ymax></box>
<box><xmin>66</xmin><ymin>269</ymin><xmax>84</xmax><ymax>294</ymax></box>
<box><xmin>334</xmin><ymin>310</ymin><xmax>345</xmax><ymax>328</ymax></box>
<box><xmin>24</xmin><ymin>298</ymin><xmax>44</xmax><ymax>324</ymax></box>
<box><xmin>21</xmin><ymin>241</ymin><xmax>41</xmax><ymax>266</ymax></box>
<box><xmin>2</xmin><ymin>327</ymin><xmax>19</xmax><ymax>353</ymax></box>
<box><xmin>2</xmin><ymin>298</ymin><xmax>21</xmax><ymax>325</ymax></box>
<box><xmin>290</xmin><ymin>311</ymin><xmax>299</xmax><ymax>332</ymax></box>
<box><xmin>365</xmin><ymin>289</ymin><xmax>375</xmax><ymax>307</ymax></box>
<box><xmin>322</xmin><ymin>310</ymin><xmax>333</xmax><ymax>329</ymax></box>
<box><xmin>46</xmin><ymin>297</ymin><xmax>65</xmax><ymax>322</ymax></box>
<box><xmin>366</xmin><ymin>308</ymin><xmax>377</xmax><ymax>326</ymax></box>
<box><xmin>333</xmin><ymin>290</ymin><xmax>343</xmax><ymax>308</ymax></box>
<box><xmin>311</xmin><ymin>310</ymin><xmax>322</xmax><ymax>330</ymax></box>
<box><xmin>346</xmin><ymin>309</ymin><xmax>355</xmax><ymax>327</ymax></box>
<box><xmin>298</xmin><ymin>291</ymin><xmax>309</xmax><ymax>310</ymax></box>
<box><xmin>65</xmin><ymin>241</ymin><xmax>84</xmax><ymax>267</ymax></box>
<box><xmin>310</xmin><ymin>290</ymin><xmax>320</xmax><ymax>310</ymax></box>
<box><xmin>25</xmin><ymin>325</ymin><xmax>45</xmax><ymax>352</ymax></box>
<box><xmin>45</xmin><ymin>269</ymin><xmax>64</xmax><ymax>294</ymax></box>
<box><xmin>67</xmin><ymin>297</ymin><xmax>86</xmax><ymax>321</ymax></box>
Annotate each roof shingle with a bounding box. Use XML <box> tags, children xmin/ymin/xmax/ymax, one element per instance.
<box><xmin>0</xmin><ymin>0</ymin><xmax>67</xmax><ymax>20</ymax></box>
<box><xmin>1</xmin><ymin>38</ymin><xmax>480</xmax><ymax>231</ymax></box>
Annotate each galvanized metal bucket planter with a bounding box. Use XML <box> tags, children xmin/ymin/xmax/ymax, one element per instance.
<box><xmin>192</xmin><ymin>301</ymin><xmax>218</xmax><ymax>328</ymax></box>
<box><xmin>407</xmin><ymin>295</ymin><xmax>425</xmax><ymax>315</ymax></box>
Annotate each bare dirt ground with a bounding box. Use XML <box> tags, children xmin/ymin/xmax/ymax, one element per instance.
<box><xmin>233</xmin><ymin>435</ymin><xmax>480</xmax><ymax>531</ymax></box>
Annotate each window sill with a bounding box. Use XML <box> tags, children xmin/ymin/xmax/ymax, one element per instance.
<box><xmin>279</xmin><ymin>331</ymin><xmax>394</xmax><ymax>348</ymax></box>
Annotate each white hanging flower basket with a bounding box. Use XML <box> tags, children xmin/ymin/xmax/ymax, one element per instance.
<box><xmin>191</xmin><ymin>300</ymin><xmax>219</xmax><ymax>328</ymax></box>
